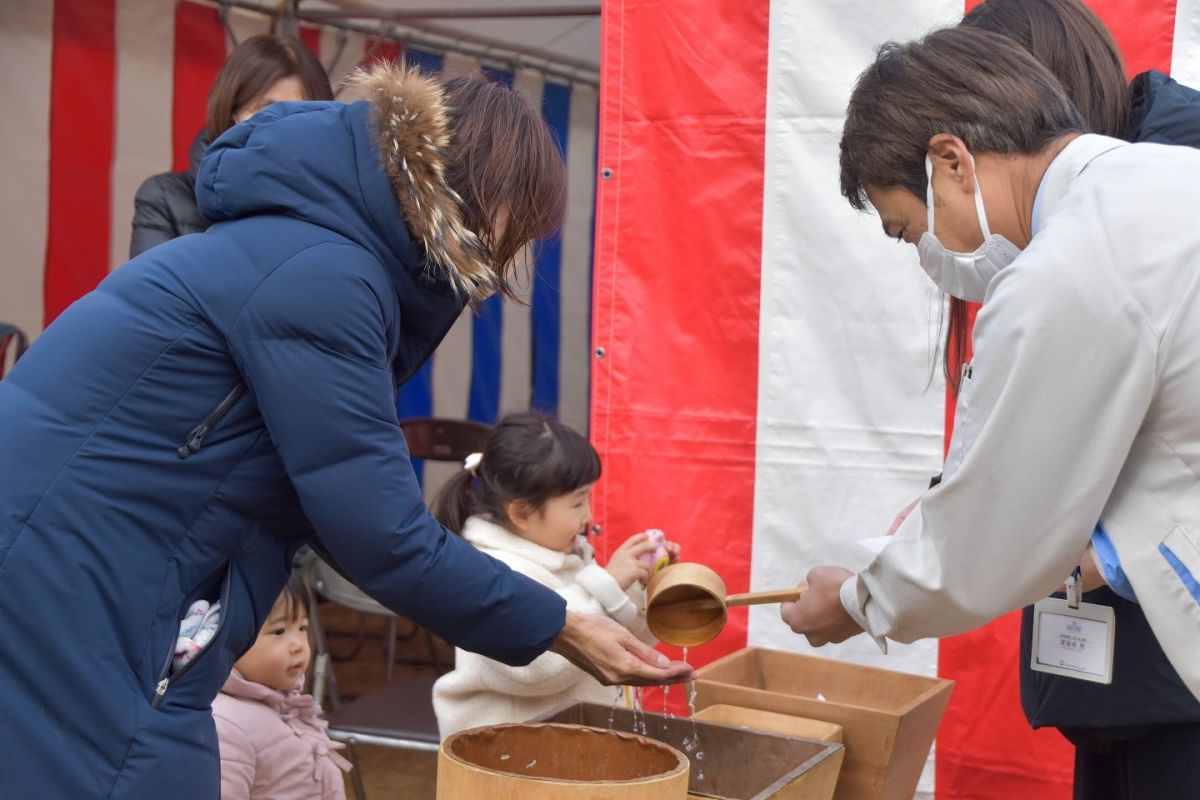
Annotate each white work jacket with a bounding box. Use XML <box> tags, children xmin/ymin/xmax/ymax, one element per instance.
<box><xmin>841</xmin><ymin>134</ymin><xmax>1200</xmax><ymax>700</ymax></box>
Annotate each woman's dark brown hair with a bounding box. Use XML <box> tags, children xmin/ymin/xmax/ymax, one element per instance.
<box><xmin>442</xmin><ymin>75</ymin><xmax>567</xmax><ymax>300</ymax></box>
<box><xmin>206</xmin><ymin>34</ymin><xmax>334</xmax><ymax>140</ymax></box>
<box><xmin>939</xmin><ymin>0</ymin><xmax>1131</xmax><ymax>387</ymax></box>
<box><xmin>839</xmin><ymin>27</ymin><xmax>1084</xmax><ymax>391</ymax></box>
<box><xmin>962</xmin><ymin>0</ymin><xmax>1129</xmax><ymax>137</ymax></box>
<box><xmin>432</xmin><ymin>412</ymin><xmax>600</xmax><ymax>534</ymax></box>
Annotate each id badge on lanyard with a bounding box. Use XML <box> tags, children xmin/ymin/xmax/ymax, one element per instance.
<box><xmin>1030</xmin><ymin>567</ymin><xmax>1115</xmax><ymax>684</ymax></box>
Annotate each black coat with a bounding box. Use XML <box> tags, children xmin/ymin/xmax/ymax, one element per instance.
<box><xmin>1126</xmin><ymin>70</ymin><xmax>1200</xmax><ymax>148</ymax></box>
<box><xmin>129</xmin><ymin>132</ymin><xmax>211</xmax><ymax>258</ymax></box>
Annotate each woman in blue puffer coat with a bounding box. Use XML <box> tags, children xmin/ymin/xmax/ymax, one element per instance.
<box><xmin>0</xmin><ymin>64</ymin><xmax>689</xmax><ymax>800</ymax></box>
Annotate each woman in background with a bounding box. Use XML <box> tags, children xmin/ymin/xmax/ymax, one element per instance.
<box><xmin>130</xmin><ymin>34</ymin><xmax>333</xmax><ymax>257</ymax></box>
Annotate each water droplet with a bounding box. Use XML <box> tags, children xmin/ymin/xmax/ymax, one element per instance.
<box><xmin>608</xmin><ymin>688</ymin><xmax>622</xmax><ymax>730</ymax></box>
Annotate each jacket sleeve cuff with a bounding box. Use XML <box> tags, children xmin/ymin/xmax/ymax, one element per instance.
<box><xmin>1088</xmin><ymin>526</ymin><xmax>1139</xmax><ymax>603</ymax></box>
<box><xmin>840</xmin><ymin>574</ymin><xmax>888</xmax><ymax>654</ymax></box>
<box><xmin>576</xmin><ymin>564</ymin><xmax>637</xmax><ymax>626</ymax></box>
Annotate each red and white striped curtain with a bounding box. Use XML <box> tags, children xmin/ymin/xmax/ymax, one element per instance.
<box><xmin>0</xmin><ymin>0</ymin><xmax>598</xmax><ymax>431</ymax></box>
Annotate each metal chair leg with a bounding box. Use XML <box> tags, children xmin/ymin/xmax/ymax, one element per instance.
<box><xmin>346</xmin><ymin>740</ymin><xmax>368</xmax><ymax>800</ymax></box>
<box><xmin>302</xmin><ymin>558</ymin><xmax>342</xmax><ymax>709</ymax></box>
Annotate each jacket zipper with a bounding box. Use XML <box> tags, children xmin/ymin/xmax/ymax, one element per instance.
<box><xmin>152</xmin><ymin>566</ymin><xmax>234</xmax><ymax>708</ymax></box>
<box><xmin>177</xmin><ymin>383</ymin><xmax>246</xmax><ymax>458</ymax></box>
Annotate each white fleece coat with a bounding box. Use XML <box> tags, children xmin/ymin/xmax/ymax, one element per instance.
<box><xmin>433</xmin><ymin>516</ymin><xmax>655</xmax><ymax>737</ymax></box>
<box><xmin>841</xmin><ymin>135</ymin><xmax>1200</xmax><ymax>701</ymax></box>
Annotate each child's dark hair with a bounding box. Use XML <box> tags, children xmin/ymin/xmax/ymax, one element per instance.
<box><xmin>274</xmin><ymin>571</ymin><xmax>309</xmax><ymax>623</ymax></box>
<box><xmin>432</xmin><ymin>412</ymin><xmax>601</xmax><ymax>533</ymax></box>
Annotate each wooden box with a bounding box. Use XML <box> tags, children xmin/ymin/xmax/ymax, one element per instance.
<box><xmin>538</xmin><ymin>701</ymin><xmax>844</xmax><ymax>800</ymax></box>
<box><xmin>695</xmin><ymin>648</ymin><xmax>953</xmax><ymax>800</ymax></box>
<box><xmin>695</xmin><ymin>704</ymin><xmax>844</xmax><ymax>743</ymax></box>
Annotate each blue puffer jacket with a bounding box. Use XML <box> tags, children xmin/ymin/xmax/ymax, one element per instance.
<box><xmin>0</xmin><ymin>67</ymin><xmax>565</xmax><ymax>799</ymax></box>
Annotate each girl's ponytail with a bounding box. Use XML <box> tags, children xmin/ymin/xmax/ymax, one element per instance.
<box><xmin>432</xmin><ymin>467</ymin><xmax>477</xmax><ymax>534</ymax></box>
<box><xmin>433</xmin><ymin>413</ymin><xmax>600</xmax><ymax>533</ymax></box>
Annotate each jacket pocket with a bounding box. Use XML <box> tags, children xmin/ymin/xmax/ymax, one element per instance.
<box><xmin>152</xmin><ymin>562</ymin><xmax>235</xmax><ymax>708</ymax></box>
<box><xmin>177</xmin><ymin>382</ymin><xmax>246</xmax><ymax>458</ymax></box>
<box><xmin>1160</xmin><ymin>525</ymin><xmax>1200</xmax><ymax>607</ymax></box>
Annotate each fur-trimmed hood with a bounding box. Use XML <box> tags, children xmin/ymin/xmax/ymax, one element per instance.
<box><xmin>195</xmin><ymin>66</ymin><xmax>492</xmax><ymax>303</ymax></box>
<box><xmin>345</xmin><ymin>64</ymin><xmax>494</xmax><ymax>301</ymax></box>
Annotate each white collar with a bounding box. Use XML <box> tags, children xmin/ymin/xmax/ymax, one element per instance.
<box><xmin>461</xmin><ymin>515</ymin><xmax>593</xmax><ymax>570</ymax></box>
<box><xmin>1031</xmin><ymin>133</ymin><xmax>1126</xmax><ymax>235</ymax></box>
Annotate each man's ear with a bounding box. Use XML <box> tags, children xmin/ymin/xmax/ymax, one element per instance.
<box><xmin>927</xmin><ymin>132</ymin><xmax>977</xmax><ymax>195</ymax></box>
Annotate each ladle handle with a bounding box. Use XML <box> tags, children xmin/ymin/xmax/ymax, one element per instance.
<box><xmin>724</xmin><ymin>588</ymin><xmax>806</xmax><ymax>607</ymax></box>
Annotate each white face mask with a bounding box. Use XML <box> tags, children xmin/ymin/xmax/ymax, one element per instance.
<box><xmin>916</xmin><ymin>153</ymin><xmax>1020</xmax><ymax>302</ymax></box>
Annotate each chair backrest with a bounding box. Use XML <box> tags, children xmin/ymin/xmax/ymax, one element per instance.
<box><xmin>0</xmin><ymin>323</ymin><xmax>28</xmax><ymax>380</ymax></box>
<box><xmin>398</xmin><ymin>417</ymin><xmax>491</xmax><ymax>462</ymax></box>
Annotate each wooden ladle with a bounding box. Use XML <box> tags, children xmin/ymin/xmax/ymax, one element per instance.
<box><xmin>645</xmin><ymin>562</ymin><xmax>805</xmax><ymax>647</ymax></box>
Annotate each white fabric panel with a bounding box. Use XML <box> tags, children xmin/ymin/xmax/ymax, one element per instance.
<box><xmin>1174</xmin><ymin>0</ymin><xmax>1200</xmax><ymax>86</ymax></box>
<box><xmin>226</xmin><ymin>6</ymin><xmax>270</xmax><ymax>50</ymax></box>
<box><xmin>751</xmin><ymin>2</ymin><xmax>961</xmax><ymax>796</ymax></box>
<box><xmin>431</xmin><ymin>51</ymin><xmax>480</xmax><ymax>422</ymax></box>
<box><xmin>110</xmin><ymin>0</ymin><xmax>174</xmax><ymax>271</ymax></box>
<box><xmin>0</xmin><ymin>2</ymin><xmax>52</xmax><ymax>339</ymax></box>
<box><xmin>558</xmin><ymin>82</ymin><xmax>598</xmax><ymax>433</ymax></box>
<box><xmin>498</xmin><ymin>68</ymin><xmax>542</xmax><ymax>416</ymax></box>
<box><xmin>440</xmin><ymin>50</ymin><xmax>480</xmax><ymax>79</ymax></box>
<box><xmin>320</xmin><ymin>25</ymin><xmax>367</xmax><ymax>90</ymax></box>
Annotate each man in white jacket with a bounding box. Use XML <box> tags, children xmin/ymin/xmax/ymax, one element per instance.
<box><xmin>782</xmin><ymin>26</ymin><xmax>1200</xmax><ymax>704</ymax></box>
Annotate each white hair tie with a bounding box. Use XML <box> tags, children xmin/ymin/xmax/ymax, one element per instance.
<box><xmin>463</xmin><ymin>452</ymin><xmax>483</xmax><ymax>475</ymax></box>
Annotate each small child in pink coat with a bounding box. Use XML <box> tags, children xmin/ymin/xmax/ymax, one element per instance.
<box><xmin>213</xmin><ymin>575</ymin><xmax>351</xmax><ymax>800</ymax></box>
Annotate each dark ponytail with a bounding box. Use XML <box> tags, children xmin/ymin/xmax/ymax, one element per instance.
<box><xmin>431</xmin><ymin>412</ymin><xmax>601</xmax><ymax>535</ymax></box>
<box><xmin>431</xmin><ymin>468</ymin><xmax>480</xmax><ymax>536</ymax></box>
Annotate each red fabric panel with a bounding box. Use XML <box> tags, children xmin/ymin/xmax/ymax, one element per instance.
<box><xmin>172</xmin><ymin>1</ymin><xmax>225</xmax><ymax>172</ymax></box>
<box><xmin>1085</xmin><ymin>0</ymin><xmax>1177</xmax><ymax>75</ymax></box>
<box><xmin>965</xmin><ymin>0</ymin><xmax>1176</xmax><ymax>76</ymax></box>
<box><xmin>591</xmin><ymin>0</ymin><xmax>769</xmax><ymax>710</ymax></box>
<box><xmin>363</xmin><ymin>38</ymin><xmax>402</xmax><ymax>69</ymax></box>
<box><xmin>299</xmin><ymin>25</ymin><xmax>321</xmax><ymax>59</ymax></box>
<box><xmin>44</xmin><ymin>0</ymin><xmax>116</xmax><ymax>325</ymax></box>
<box><xmin>938</xmin><ymin>3</ymin><xmax>1179</xmax><ymax>797</ymax></box>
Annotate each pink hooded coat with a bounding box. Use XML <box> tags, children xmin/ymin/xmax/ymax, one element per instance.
<box><xmin>212</xmin><ymin>669</ymin><xmax>351</xmax><ymax>800</ymax></box>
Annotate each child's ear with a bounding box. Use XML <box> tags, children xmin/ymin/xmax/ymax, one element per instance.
<box><xmin>506</xmin><ymin>499</ymin><xmax>534</xmax><ymax>533</ymax></box>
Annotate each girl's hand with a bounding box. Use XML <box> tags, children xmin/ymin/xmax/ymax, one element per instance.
<box><xmin>665</xmin><ymin>540</ymin><xmax>682</xmax><ymax>564</ymax></box>
<box><xmin>605</xmin><ymin>532</ymin><xmax>656</xmax><ymax>590</ymax></box>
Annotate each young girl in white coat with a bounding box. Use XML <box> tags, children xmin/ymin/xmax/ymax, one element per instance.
<box><xmin>431</xmin><ymin>413</ymin><xmax>678</xmax><ymax>737</ymax></box>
